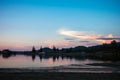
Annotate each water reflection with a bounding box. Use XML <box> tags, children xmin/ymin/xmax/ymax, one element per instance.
<box><xmin>39</xmin><ymin>55</ymin><xmax>43</xmax><ymax>61</ymax></box>
<box><xmin>0</xmin><ymin>51</ymin><xmax>106</xmax><ymax>68</ymax></box>
<box><xmin>0</xmin><ymin>52</ymin><xmax>87</xmax><ymax>62</ymax></box>
<box><xmin>0</xmin><ymin>52</ymin><xmax>119</xmax><ymax>73</ymax></box>
<box><xmin>1</xmin><ymin>54</ymin><xmax>113</xmax><ymax>75</ymax></box>
<box><xmin>0</xmin><ymin>55</ymin><xmax>82</xmax><ymax>68</ymax></box>
<box><xmin>32</xmin><ymin>54</ymin><xmax>36</xmax><ymax>61</ymax></box>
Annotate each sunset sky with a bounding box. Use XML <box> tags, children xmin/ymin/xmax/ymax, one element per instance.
<box><xmin>0</xmin><ymin>0</ymin><xmax>120</xmax><ymax>50</ymax></box>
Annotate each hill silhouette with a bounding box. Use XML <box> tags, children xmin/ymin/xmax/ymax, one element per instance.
<box><xmin>0</xmin><ymin>40</ymin><xmax>120</xmax><ymax>61</ymax></box>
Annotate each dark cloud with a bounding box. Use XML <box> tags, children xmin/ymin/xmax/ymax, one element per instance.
<box><xmin>77</xmin><ymin>35</ymin><xmax>85</xmax><ymax>36</ymax></box>
<box><xmin>97</xmin><ymin>38</ymin><xmax>120</xmax><ymax>40</ymax></box>
<box><xmin>79</xmin><ymin>41</ymin><xmax>89</xmax><ymax>43</ymax></box>
<box><xmin>64</xmin><ymin>38</ymin><xmax>75</xmax><ymax>40</ymax></box>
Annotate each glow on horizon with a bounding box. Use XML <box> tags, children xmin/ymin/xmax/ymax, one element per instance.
<box><xmin>0</xmin><ymin>0</ymin><xmax>120</xmax><ymax>51</ymax></box>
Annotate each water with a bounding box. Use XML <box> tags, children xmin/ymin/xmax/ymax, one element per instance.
<box><xmin>0</xmin><ymin>55</ymin><xmax>75</xmax><ymax>68</ymax></box>
<box><xmin>0</xmin><ymin>55</ymin><xmax>119</xmax><ymax>73</ymax></box>
<box><xmin>0</xmin><ymin>55</ymin><xmax>102</xmax><ymax>68</ymax></box>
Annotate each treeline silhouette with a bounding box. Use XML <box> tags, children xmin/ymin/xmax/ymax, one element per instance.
<box><xmin>0</xmin><ymin>40</ymin><xmax>120</xmax><ymax>61</ymax></box>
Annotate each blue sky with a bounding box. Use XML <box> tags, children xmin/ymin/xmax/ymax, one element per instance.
<box><xmin>0</xmin><ymin>0</ymin><xmax>120</xmax><ymax>50</ymax></box>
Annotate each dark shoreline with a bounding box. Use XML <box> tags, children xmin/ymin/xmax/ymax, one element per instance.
<box><xmin>0</xmin><ymin>72</ymin><xmax>120</xmax><ymax>80</ymax></box>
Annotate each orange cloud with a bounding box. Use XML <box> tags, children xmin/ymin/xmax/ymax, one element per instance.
<box><xmin>58</xmin><ymin>29</ymin><xmax>120</xmax><ymax>46</ymax></box>
<box><xmin>107</xmin><ymin>34</ymin><xmax>113</xmax><ymax>38</ymax></box>
<box><xmin>58</xmin><ymin>29</ymin><xmax>101</xmax><ymax>40</ymax></box>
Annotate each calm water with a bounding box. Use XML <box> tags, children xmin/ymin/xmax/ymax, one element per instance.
<box><xmin>0</xmin><ymin>55</ymin><xmax>104</xmax><ymax>68</ymax></box>
<box><xmin>1</xmin><ymin>55</ymin><xmax>119</xmax><ymax>73</ymax></box>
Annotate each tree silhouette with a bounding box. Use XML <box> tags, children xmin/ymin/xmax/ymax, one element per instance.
<box><xmin>32</xmin><ymin>46</ymin><xmax>36</xmax><ymax>61</ymax></box>
<box><xmin>2</xmin><ymin>49</ymin><xmax>12</xmax><ymax>58</ymax></box>
<box><xmin>39</xmin><ymin>46</ymin><xmax>43</xmax><ymax>52</ymax></box>
<box><xmin>111</xmin><ymin>40</ymin><xmax>117</xmax><ymax>50</ymax></box>
<box><xmin>53</xmin><ymin>46</ymin><xmax>56</xmax><ymax>53</ymax></box>
<box><xmin>111</xmin><ymin>40</ymin><xmax>117</xmax><ymax>46</ymax></box>
<box><xmin>110</xmin><ymin>40</ymin><xmax>119</xmax><ymax>58</ymax></box>
<box><xmin>32</xmin><ymin>46</ymin><xmax>35</xmax><ymax>52</ymax></box>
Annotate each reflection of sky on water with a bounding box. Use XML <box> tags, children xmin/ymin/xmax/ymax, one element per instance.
<box><xmin>0</xmin><ymin>55</ymin><xmax>78</xmax><ymax>68</ymax></box>
<box><xmin>0</xmin><ymin>55</ymin><xmax>119</xmax><ymax>73</ymax></box>
<box><xmin>0</xmin><ymin>55</ymin><xmax>104</xmax><ymax>68</ymax></box>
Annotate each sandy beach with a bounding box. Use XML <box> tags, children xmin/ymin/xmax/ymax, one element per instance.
<box><xmin>0</xmin><ymin>62</ymin><xmax>120</xmax><ymax>80</ymax></box>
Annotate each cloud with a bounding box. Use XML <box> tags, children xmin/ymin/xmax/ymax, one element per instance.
<box><xmin>97</xmin><ymin>34</ymin><xmax>120</xmax><ymax>43</ymax></box>
<box><xmin>79</xmin><ymin>41</ymin><xmax>89</xmax><ymax>43</ymax></box>
<box><xmin>58</xmin><ymin>28</ymin><xmax>120</xmax><ymax>46</ymax></box>
<box><xmin>107</xmin><ymin>34</ymin><xmax>113</xmax><ymax>38</ymax></box>
<box><xmin>64</xmin><ymin>38</ymin><xmax>75</xmax><ymax>40</ymax></box>
<box><xmin>97</xmin><ymin>38</ymin><xmax>120</xmax><ymax>40</ymax></box>
<box><xmin>58</xmin><ymin>29</ymin><xmax>101</xmax><ymax>40</ymax></box>
<box><xmin>58</xmin><ymin>29</ymin><xmax>81</xmax><ymax>38</ymax></box>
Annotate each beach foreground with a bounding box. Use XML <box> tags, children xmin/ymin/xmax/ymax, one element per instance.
<box><xmin>0</xmin><ymin>72</ymin><xmax>120</xmax><ymax>80</ymax></box>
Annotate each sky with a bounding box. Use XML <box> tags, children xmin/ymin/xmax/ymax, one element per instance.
<box><xmin>0</xmin><ymin>0</ymin><xmax>120</xmax><ymax>50</ymax></box>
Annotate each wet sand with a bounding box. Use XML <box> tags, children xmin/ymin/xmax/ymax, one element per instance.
<box><xmin>0</xmin><ymin>62</ymin><xmax>120</xmax><ymax>80</ymax></box>
<box><xmin>0</xmin><ymin>72</ymin><xmax>120</xmax><ymax>80</ymax></box>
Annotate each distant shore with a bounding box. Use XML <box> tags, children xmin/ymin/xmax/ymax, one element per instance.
<box><xmin>1</xmin><ymin>40</ymin><xmax>120</xmax><ymax>61</ymax></box>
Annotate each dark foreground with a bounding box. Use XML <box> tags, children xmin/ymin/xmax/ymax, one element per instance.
<box><xmin>0</xmin><ymin>72</ymin><xmax>120</xmax><ymax>80</ymax></box>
